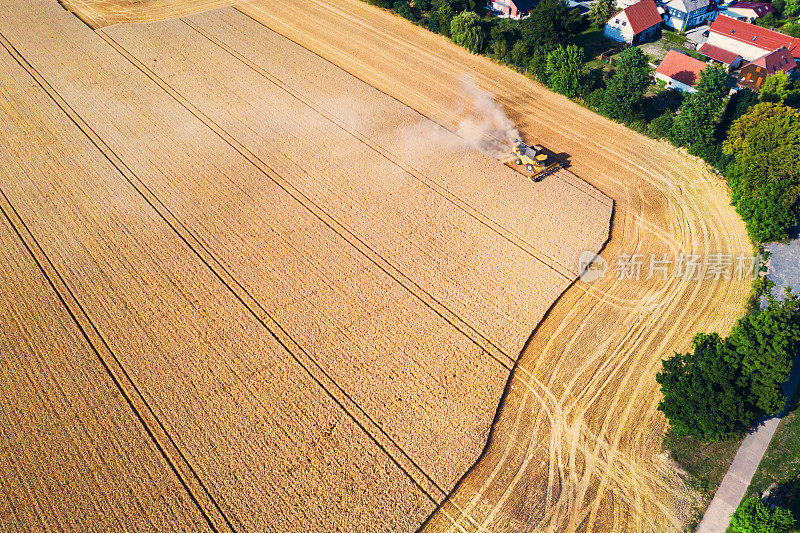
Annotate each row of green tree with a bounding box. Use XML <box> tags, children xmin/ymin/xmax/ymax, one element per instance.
<box><xmin>643</xmin><ymin>67</ymin><xmax>800</xmax><ymax>242</ymax></box>
<box><xmin>365</xmin><ymin>0</ymin><xmax>800</xmax><ymax>242</ymax></box>
<box><xmin>657</xmin><ymin>289</ymin><xmax>800</xmax><ymax>441</ymax></box>
<box><xmin>365</xmin><ymin>0</ymin><xmax>587</xmax><ymax>72</ymax></box>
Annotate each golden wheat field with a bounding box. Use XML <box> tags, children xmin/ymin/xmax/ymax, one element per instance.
<box><xmin>230</xmin><ymin>0</ymin><xmax>752</xmax><ymax>530</ymax></box>
<box><xmin>0</xmin><ymin>0</ymin><xmax>620</xmax><ymax>531</ymax></box>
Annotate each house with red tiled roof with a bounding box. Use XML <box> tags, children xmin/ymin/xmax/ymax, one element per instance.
<box><xmin>698</xmin><ymin>42</ymin><xmax>744</xmax><ymax>70</ymax></box>
<box><xmin>706</xmin><ymin>15</ymin><xmax>800</xmax><ymax>62</ymax></box>
<box><xmin>725</xmin><ymin>1</ymin><xmax>774</xmax><ymax>22</ymax></box>
<box><xmin>655</xmin><ymin>49</ymin><xmax>710</xmax><ymax>92</ymax></box>
<box><xmin>487</xmin><ymin>0</ymin><xmax>538</xmax><ymax>19</ymax></box>
<box><xmin>603</xmin><ymin>0</ymin><xmax>663</xmax><ymax>44</ymax></box>
<box><xmin>737</xmin><ymin>47</ymin><xmax>798</xmax><ymax>91</ymax></box>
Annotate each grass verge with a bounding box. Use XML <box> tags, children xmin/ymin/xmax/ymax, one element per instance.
<box><xmin>663</xmin><ymin>431</ymin><xmax>744</xmax><ymax>531</ymax></box>
<box><xmin>744</xmin><ymin>383</ymin><xmax>800</xmax><ymax>522</ymax></box>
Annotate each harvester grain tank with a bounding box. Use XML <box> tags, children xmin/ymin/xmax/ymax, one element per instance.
<box><xmin>511</xmin><ymin>139</ymin><xmax>561</xmax><ymax>181</ymax></box>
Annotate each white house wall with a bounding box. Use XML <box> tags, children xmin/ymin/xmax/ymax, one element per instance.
<box><xmin>655</xmin><ymin>72</ymin><xmax>697</xmax><ymax>92</ymax></box>
<box><xmin>604</xmin><ymin>12</ymin><xmax>635</xmax><ymax>43</ymax></box>
<box><xmin>706</xmin><ymin>32</ymin><xmax>770</xmax><ymax>61</ymax></box>
<box><xmin>663</xmin><ymin>14</ymin><xmax>686</xmax><ymax>29</ymax></box>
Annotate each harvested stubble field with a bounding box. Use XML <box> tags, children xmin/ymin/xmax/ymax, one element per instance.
<box><xmin>220</xmin><ymin>0</ymin><xmax>752</xmax><ymax>531</ymax></box>
<box><xmin>0</xmin><ymin>0</ymin><xmax>611</xmax><ymax>531</ymax></box>
<box><xmin>58</xmin><ymin>0</ymin><xmax>234</xmax><ymax>27</ymax></box>
<box><xmin>229</xmin><ymin>0</ymin><xmax>753</xmax><ymax>530</ymax></box>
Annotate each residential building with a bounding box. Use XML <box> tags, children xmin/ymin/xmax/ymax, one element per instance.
<box><xmin>698</xmin><ymin>42</ymin><xmax>744</xmax><ymax>69</ymax></box>
<box><xmin>655</xmin><ymin>49</ymin><xmax>710</xmax><ymax>92</ymax></box>
<box><xmin>487</xmin><ymin>0</ymin><xmax>537</xmax><ymax>19</ymax></box>
<box><xmin>706</xmin><ymin>15</ymin><xmax>800</xmax><ymax>61</ymax></box>
<box><xmin>738</xmin><ymin>46</ymin><xmax>799</xmax><ymax>90</ymax></box>
<box><xmin>662</xmin><ymin>0</ymin><xmax>718</xmax><ymax>31</ymax></box>
<box><xmin>603</xmin><ymin>0</ymin><xmax>663</xmax><ymax>44</ymax></box>
<box><xmin>725</xmin><ymin>1</ymin><xmax>774</xmax><ymax>22</ymax></box>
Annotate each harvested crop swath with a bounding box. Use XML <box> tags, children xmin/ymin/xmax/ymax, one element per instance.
<box><xmin>0</xmin><ymin>0</ymin><xmax>609</xmax><ymax>530</ymax></box>
<box><xmin>103</xmin><ymin>9</ymin><xmax>611</xmax><ymax>367</ymax></box>
<box><xmin>0</xmin><ymin>8</ymin><xmax>433</xmax><ymax>529</ymax></box>
<box><xmin>58</xmin><ymin>0</ymin><xmax>232</xmax><ymax>28</ymax></box>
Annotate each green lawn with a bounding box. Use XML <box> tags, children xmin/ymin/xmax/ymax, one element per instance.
<box><xmin>663</xmin><ymin>430</ymin><xmax>744</xmax><ymax>529</ymax></box>
<box><xmin>744</xmin><ymin>382</ymin><xmax>800</xmax><ymax>522</ymax></box>
<box><xmin>571</xmin><ymin>26</ymin><xmax>616</xmax><ymax>64</ymax></box>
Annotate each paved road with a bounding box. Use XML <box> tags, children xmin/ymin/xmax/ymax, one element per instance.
<box><xmin>697</xmin><ymin>237</ymin><xmax>800</xmax><ymax>532</ymax></box>
<box><xmin>765</xmin><ymin>237</ymin><xmax>800</xmax><ymax>299</ymax></box>
<box><xmin>697</xmin><ymin>364</ymin><xmax>800</xmax><ymax>532</ymax></box>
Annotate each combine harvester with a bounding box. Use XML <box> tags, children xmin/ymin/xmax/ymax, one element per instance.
<box><xmin>506</xmin><ymin>139</ymin><xmax>561</xmax><ymax>182</ymax></box>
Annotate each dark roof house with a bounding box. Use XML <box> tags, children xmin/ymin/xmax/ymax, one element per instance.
<box><xmin>738</xmin><ymin>47</ymin><xmax>799</xmax><ymax>90</ymax></box>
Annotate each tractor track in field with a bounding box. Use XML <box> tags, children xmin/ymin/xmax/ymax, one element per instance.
<box><xmin>235</xmin><ymin>0</ymin><xmax>610</xmax><ymax>209</ymax></box>
<box><xmin>0</xmin><ymin>27</ymin><xmax>447</xmax><ymax>508</ymax></box>
<box><xmin>3</xmin><ymin>0</ymin><xmax>752</xmax><ymax>529</ymax></box>
<box><xmin>231</xmin><ymin>0</ymin><xmax>752</xmax><ymax>530</ymax></box>
<box><xmin>0</xmin><ymin>185</ymin><xmax>233</xmax><ymax>533</ymax></box>
<box><xmin>0</xmin><ymin>32</ymin><xmax>235</xmax><ymax>533</ymax></box>
<box><xmin>97</xmin><ymin>28</ymin><xmax>519</xmax><ymax>373</ymax></box>
<box><xmin>2</xmin><ymin>2</ymin><xmax>612</xmax><ymax>529</ymax></box>
<box><xmin>179</xmin><ymin>17</ymin><xmax>581</xmax><ymax>282</ymax></box>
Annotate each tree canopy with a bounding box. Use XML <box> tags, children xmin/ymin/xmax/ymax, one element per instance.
<box><xmin>600</xmin><ymin>47</ymin><xmax>651</xmax><ymax>121</ymax></box>
<box><xmin>546</xmin><ymin>44</ymin><xmax>585</xmax><ymax>98</ymax></box>
<box><xmin>730</xmin><ymin>497</ymin><xmax>796</xmax><ymax>533</ymax></box>
<box><xmin>723</xmin><ymin>102</ymin><xmax>800</xmax><ymax>242</ymax></box>
<box><xmin>670</xmin><ymin>64</ymin><xmax>728</xmax><ymax>147</ymax></box>
<box><xmin>489</xmin><ymin>19</ymin><xmax>521</xmax><ymax>62</ymax></box>
<box><xmin>657</xmin><ymin>292</ymin><xmax>800</xmax><ymax>441</ymax></box>
<box><xmin>589</xmin><ymin>0</ymin><xmax>618</xmax><ymax>27</ymax></box>
<box><xmin>761</xmin><ymin>72</ymin><xmax>793</xmax><ymax>104</ymax></box>
<box><xmin>450</xmin><ymin>11</ymin><xmax>485</xmax><ymax>53</ymax></box>
<box><xmin>520</xmin><ymin>0</ymin><xmax>583</xmax><ymax>51</ymax></box>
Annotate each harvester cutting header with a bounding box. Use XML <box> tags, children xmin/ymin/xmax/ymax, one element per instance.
<box><xmin>508</xmin><ymin>139</ymin><xmax>561</xmax><ymax>182</ymax></box>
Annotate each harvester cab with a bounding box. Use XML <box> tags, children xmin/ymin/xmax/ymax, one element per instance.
<box><xmin>511</xmin><ymin>139</ymin><xmax>561</xmax><ymax>181</ymax></box>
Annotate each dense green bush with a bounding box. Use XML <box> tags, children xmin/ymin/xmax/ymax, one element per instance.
<box><xmin>589</xmin><ymin>0</ymin><xmax>617</xmax><ymax>27</ymax></box>
<box><xmin>730</xmin><ymin>497</ymin><xmax>796</xmax><ymax>533</ymax></box>
<box><xmin>393</xmin><ymin>0</ymin><xmax>415</xmax><ymax>20</ymax></box>
<box><xmin>657</xmin><ymin>292</ymin><xmax>800</xmax><ymax>441</ymax></box>
<box><xmin>761</xmin><ymin>72</ymin><xmax>797</xmax><ymax>103</ymax></box>
<box><xmin>783</xmin><ymin>22</ymin><xmax>800</xmax><ymax>37</ymax></box>
<box><xmin>546</xmin><ymin>44</ymin><xmax>584</xmax><ymax>97</ymax></box>
<box><xmin>723</xmin><ymin>103</ymin><xmax>800</xmax><ymax>242</ymax></box>
<box><xmin>600</xmin><ymin>47</ymin><xmax>650</xmax><ymax>121</ymax></box>
<box><xmin>669</xmin><ymin>64</ymin><xmax>728</xmax><ymax>147</ymax></box>
<box><xmin>756</xmin><ymin>12</ymin><xmax>779</xmax><ymax>27</ymax></box>
<box><xmin>585</xmin><ymin>87</ymin><xmax>606</xmax><ymax>110</ymax></box>
<box><xmin>450</xmin><ymin>11</ymin><xmax>485</xmax><ymax>52</ymax></box>
<box><xmin>647</xmin><ymin>112</ymin><xmax>675</xmax><ymax>139</ymax></box>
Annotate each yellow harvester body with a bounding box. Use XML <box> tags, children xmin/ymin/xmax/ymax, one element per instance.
<box><xmin>511</xmin><ymin>140</ymin><xmax>561</xmax><ymax>181</ymax></box>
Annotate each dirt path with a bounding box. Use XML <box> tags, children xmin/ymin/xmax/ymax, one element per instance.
<box><xmin>235</xmin><ymin>0</ymin><xmax>753</xmax><ymax>530</ymax></box>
